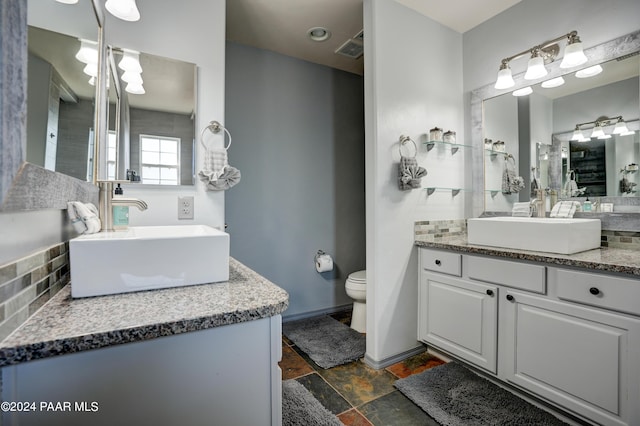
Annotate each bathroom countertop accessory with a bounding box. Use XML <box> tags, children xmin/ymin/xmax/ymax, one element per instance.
<box><xmin>97</xmin><ymin>180</ymin><xmax>148</xmax><ymax>232</ymax></box>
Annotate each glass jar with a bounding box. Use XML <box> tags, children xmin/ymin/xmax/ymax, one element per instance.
<box><xmin>443</xmin><ymin>130</ymin><xmax>456</xmax><ymax>144</ymax></box>
<box><xmin>492</xmin><ymin>140</ymin><xmax>505</xmax><ymax>152</ymax></box>
<box><xmin>429</xmin><ymin>127</ymin><xmax>443</xmax><ymax>142</ymax></box>
<box><xmin>484</xmin><ymin>138</ymin><xmax>493</xmax><ymax>150</ymax></box>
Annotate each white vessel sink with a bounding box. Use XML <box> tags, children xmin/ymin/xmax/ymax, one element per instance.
<box><xmin>70</xmin><ymin>225</ymin><xmax>229</xmax><ymax>298</ymax></box>
<box><xmin>467</xmin><ymin>217</ymin><xmax>601</xmax><ymax>255</ymax></box>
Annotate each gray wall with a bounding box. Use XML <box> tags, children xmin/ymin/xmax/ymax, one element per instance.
<box><xmin>26</xmin><ymin>53</ymin><xmax>50</xmax><ymax>167</ymax></box>
<box><xmin>57</xmin><ymin>98</ymin><xmax>94</xmax><ymax>180</ymax></box>
<box><xmin>225</xmin><ymin>42</ymin><xmax>365</xmax><ymax>319</ymax></box>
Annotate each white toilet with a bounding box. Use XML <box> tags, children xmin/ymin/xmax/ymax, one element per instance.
<box><xmin>345</xmin><ymin>270</ymin><xmax>366</xmax><ymax>333</ymax></box>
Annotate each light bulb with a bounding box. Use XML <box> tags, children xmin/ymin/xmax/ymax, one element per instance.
<box><xmin>494</xmin><ymin>63</ymin><xmax>515</xmax><ymax>89</ymax></box>
<box><xmin>524</xmin><ymin>54</ymin><xmax>547</xmax><ymax>80</ymax></box>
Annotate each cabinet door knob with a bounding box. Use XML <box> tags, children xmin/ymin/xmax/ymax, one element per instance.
<box><xmin>486</xmin><ymin>289</ymin><xmax>494</xmax><ymax>296</ymax></box>
<box><xmin>506</xmin><ymin>294</ymin><xmax>514</xmax><ymax>302</ymax></box>
<box><xmin>589</xmin><ymin>287</ymin><xmax>600</xmax><ymax>295</ymax></box>
<box><xmin>435</xmin><ymin>259</ymin><xmax>441</xmax><ymax>266</ymax></box>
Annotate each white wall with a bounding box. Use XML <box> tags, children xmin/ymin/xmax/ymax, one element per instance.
<box><xmin>364</xmin><ymin>0</ymin><xmax>464</xmax><ymax>367</ymax></box>
<box><xmin>104</xmin><ymin>0</ymin><xmax>226</xmax><ymax>229</ymax></box>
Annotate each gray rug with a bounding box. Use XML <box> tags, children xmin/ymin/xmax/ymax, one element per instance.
<box><xmin>283</xmin><ymin>315</ymin><xmax>365</xmax><ymax>369</ymax></box>
<box><xmin>282</xmin><ymin>380</ymin><xmax>342</xmax><ymax>426</ymax></box>
<box><xmin>395</xmin><ymin>362</ymin><xmax>568</xmax><ymax>426</ymax></box>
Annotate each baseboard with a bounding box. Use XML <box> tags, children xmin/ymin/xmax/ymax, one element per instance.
<box><xmin>282</xmin><ymin>304</ymin><xmax>353</xmax><ymax>323</ymax></box>
<box><xmin>363</xmin><ymin>344</ymin><xmax>426</xmax><ymax>370</ymax></box>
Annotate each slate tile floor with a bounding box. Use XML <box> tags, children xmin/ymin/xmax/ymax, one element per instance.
<box><xmin>280</xmin><ymin>311</ymin><xmax>446</xmax><ymax>425</ymax></box>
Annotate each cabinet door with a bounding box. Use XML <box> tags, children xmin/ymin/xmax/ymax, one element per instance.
<box><xmin>419</xmin><ymin>271</ymin><xmax>498</xmax><ymax>373</ymax></box>
<box><xmin>502</xmin><ymin>291</ymin><xmax>640</xmax><ymax>426</ymax></box>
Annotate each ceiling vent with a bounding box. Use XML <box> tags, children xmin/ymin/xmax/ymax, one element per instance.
<box><xmin>335</xmin><ymin>39</ymin><xmax>363</xmax><ymax>59</ymax></box>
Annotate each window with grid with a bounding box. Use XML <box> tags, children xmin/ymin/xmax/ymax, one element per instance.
<box><xmin>140</xmin><ymin>135</ymin><xmax>180</xmax><ymax>185</ymax></box>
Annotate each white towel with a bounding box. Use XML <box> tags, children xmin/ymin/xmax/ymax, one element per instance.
<box><xmin>550</xmin><ymin>201</ymin><xmax>581</xmax><ymax>218</ymax></box>
<box><xmin>67</xmin><ymin>202</ymin><xmax>101</xmax><ymax>234</ymax></box>
<box><xmin>511</xmin><ymin>202</ymin><xmax>532</xmax><ymax>217</ymax></box>
<box><xmin>199</xmin><ymin>148</ymin><xmax>228</xmax><ymax>182</ymax></box>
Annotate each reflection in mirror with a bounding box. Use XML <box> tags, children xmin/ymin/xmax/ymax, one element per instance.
<box><xmin>26</xmin><ymin>25</ymin><xmax>98</xmax><ymax>181</ymax></box>
<box><xmin>482</xmin><ymin>41</ymin><xmax>639</xmax><ymax>211</ymax></box>
<box><xmin>110</xmin><ymin>49</ymin><xmax>196</xmax><ymax>185</ymax></box>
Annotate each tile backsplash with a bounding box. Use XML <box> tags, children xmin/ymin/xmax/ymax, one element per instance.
<box><xmin>414</xmin><ymin>219</ymin><xmax>467</xmax><ymax>242</ymax></box>
<box><xmin>0</xmin><ymin>242</ymin><xmax>69</xmax><ymax>342</ymax></box>
<box><xmin>601</xmin><ymin>231</ymin><xmax>640</xmax><ymax>250</ymax></box>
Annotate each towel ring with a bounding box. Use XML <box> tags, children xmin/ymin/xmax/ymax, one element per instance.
<box><xmin>398</xmin><ymin>135</ymin><xmax>418</xmax><ymax>158</ymax></box>
<box><xmin>200</xmin><ymin>120</ymin><xmax>232</xmax><ymax>150</ymax></box>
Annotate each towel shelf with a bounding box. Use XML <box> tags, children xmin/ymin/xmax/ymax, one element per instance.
<box><xmin>424</xmin><ymin>140</ymin><xmax>472</xmax><ymax>155</ymax></box>
<box><xmin>425</xmin><ymin>187</ymin><xmax>469</xmax><ymax>196</ymax></box>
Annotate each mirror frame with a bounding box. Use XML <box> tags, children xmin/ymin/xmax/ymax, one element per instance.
<box><xmin>471</xmin><ymin>29</ymin><xmax>640</xmax><ymax>217</ymax></box>
<box><xmin>0</xmin><ymin>0</ymin><xmax>103</xmax><ymax>211</ymax></box>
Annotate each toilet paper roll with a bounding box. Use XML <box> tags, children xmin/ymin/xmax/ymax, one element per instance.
<box><xmin>315</xmin><ymin>254</ymin><xmax>333</xmax><ymax>273</ymax></box>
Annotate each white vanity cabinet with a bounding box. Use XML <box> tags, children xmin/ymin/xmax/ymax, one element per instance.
<box><xmin>418</xmin><ymin>247</ymin><xmax>640</xmax><ymax>426</ymax></box>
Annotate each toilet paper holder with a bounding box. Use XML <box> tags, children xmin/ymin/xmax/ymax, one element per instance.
<box><xmin>314</xmin><ymin>250</ymin><xmax>334</xmax><ymax>273</ymax></box>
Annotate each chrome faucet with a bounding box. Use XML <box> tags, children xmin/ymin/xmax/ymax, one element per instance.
<box><xmin>97</xmin><ymin>181</ymin><xmax>148</xmax><ymax>231</ymax></box>
<box><xmin>531</xmin><ymin>189</ymin><xmax>546</xmax><ymax>218</ymax></box>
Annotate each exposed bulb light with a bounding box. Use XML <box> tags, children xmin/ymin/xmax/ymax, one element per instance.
<box><xmin>570</xmin><ymin>127</ymin><xmax>584</xmax><ymax>141</ymax></box>
<box><xmin>83</xmin><ymin>63</ymin><xmax>98</xmax><ymax>77</ymax></box>
<box><xmin>126</xmin><ymin>82</ymin><xmax>145</xmax><ymax>95</ymax></box>
<box><xmin>105</xmin><ymin>0</ymin><xmax>140</xmax><ymax>22</ymax></box>
<box><xmin>494</xmin><ymin>62</ymin><xmax>515</xmax><ymax>89</ymax></box>
<box><xmin>591</xmin><ymin>124</ymin><xmax>605</xmax><ymax>139</ymax></box>
<box><xmin>524</xmin><ymin>51</ymin><xmax>548</xmax><ymax>80</ymax></box>
<box><xmin>560</xmin><ymin>34</ymin><xmax>588</xmax><ymax>68</ymax></box>
<box><xmin>512</xmin><ymin>87</ymin><xmax>533</xmax><ymax>97</ymax></box>
<box><xmin>121</xmin><ymin>70</ymin><xmax>143</xmax><ymax>85</ymax></box>
<box><xmin>575</xmin><ymin>65</ymin><xmax>603</xmax><ymax>78</ymax></box>
<box><xmin>118</xmin><ymin>49</ymin><xmax>142</xmax><ymax>73</ymax></box>
<box><xmin>541</xmin><ymin>76</ymin><xmax>565</xmax><ymax>88</ymax></box>
<box><xmin>56</xmin><ymin>0</ymin><xmax>79</xmax><ymax>4</ymax></box>
<box><xmin>75</xmin><ymin>39</ymin><xmax>98</xmax><ymax>64</ymax></box>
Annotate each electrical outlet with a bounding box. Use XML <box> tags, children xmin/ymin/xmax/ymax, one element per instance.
<box><xmin>178</xmin><ymin>196</ymin><xmax>194</xmax><ymax>220</ymax></box>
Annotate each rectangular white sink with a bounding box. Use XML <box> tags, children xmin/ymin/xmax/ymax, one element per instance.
<box><xmin>70</xmin><ymin>225</ymin><xmax>229</xmax><ymax>298</ymax></box>
<box><xmin>467</xmin><ymin>217</ymin><xmax>601</xmax><ymax>255</ymax></box>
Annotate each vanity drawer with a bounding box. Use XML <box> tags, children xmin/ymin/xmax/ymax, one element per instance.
<box><xmin>555</xmin><ymin>269</ymin><xmax>640</xmax><ymax>316</ymax></box>
<box><xmin>467</xmin><ymin>256</ymin><xmax>546</xmax><ymax>294</ymax></box>
<box><xmin>420</xmin><ymin>248</ymin><xmax>461</xmax><ymax>277</ymax></box>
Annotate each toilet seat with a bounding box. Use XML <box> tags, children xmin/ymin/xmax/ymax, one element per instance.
<box><xmin>347</xmin><ymin>270</ymin><xmax>366</xmax><ymax>284</ymax></box>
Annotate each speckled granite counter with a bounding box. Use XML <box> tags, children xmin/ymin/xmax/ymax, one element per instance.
<box><xmin>0</xmin><ymin>258</ymin><xmax>289</xmax><ymax>367</ymax></box>
<box><xmin>416</xmin><ymin>235</ymin><xmax>640</xmax><ymax>277</ymax></box>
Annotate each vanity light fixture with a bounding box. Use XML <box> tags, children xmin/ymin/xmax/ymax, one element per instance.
<box><xmin>118</xmin><ymin>49</ymin><xmax>142</xmax><ymax>73</ymax></box>
<box><xmin>512</xmin><ymin>86</ymin><xmax>533</xmax><ymax>97</ymax></box>
<box><xmin>75</xmin><ymin>39</ymin><xmax>99</xmax><ymax>64</ymax></box>
<box><xmin>105</xmin><ymin>0</ymin><xmax>140</xmax><ymax>22</ymax></box>
<box><xmin>55</xmin><ymin>0</ymin><xmax>79</xmax><ymax>4</ymax></box>
<box><xmin>541</xmin><ymin>76</ymin><xmax>565</xmax><ymax>88</ymax></box>
<box><xmin>83</xmin><ymin>63</ymin><xmax>98</xmax><ymax>77</ymax></box>
<box><xmin>494</xmin><ymin>30</ymin><xmax>587</xmax><ymax>89</ymax></box>
<box><xmin>573</xmin><ymin>116</ymin><xmax>633</xmax><ymax>141</ymax></box>
<box><xmin>125</xmin><ymin>82</ymin><xmax>145</xmax><ymax>95</ymax></box>
<box><xmin>121</xmin><ymin>70</ymin><xmax>143</xmax><ymax>85</ymax></box>
<box><xmin>575</xmin><ymin>64</ymin><xmax>603</xmax><ymax>78</ymax></box>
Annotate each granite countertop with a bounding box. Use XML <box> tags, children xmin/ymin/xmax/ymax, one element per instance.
<box><xmin>0</xmin><ymin>258</ymin><xmax>289</xmax><ymax>367</ymax></box>
<box><xmin>415</xmin><ymin>235</ymin><xmax>640</xmax><ymax>277</ymax></box>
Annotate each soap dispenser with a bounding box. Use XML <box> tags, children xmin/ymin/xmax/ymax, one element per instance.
<box><xmin>112</xmin><ymin>183</ymin><xmax>129</xmax><ymax>229</ymax></box>
<box><xmin>583</xmin><ymin>197</ymin><xmax>593</xmax><ymax>212</ymax></box>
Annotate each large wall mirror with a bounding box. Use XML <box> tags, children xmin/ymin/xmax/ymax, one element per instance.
<box><xmin>473</xmin><ymin>29</ymin><xmax>640</xmax><ymax>214</ymax></box>
<box><xmin>27</xmin><ymin>1</ymin><xmax>196</xmax><ymax>187</ymax></box>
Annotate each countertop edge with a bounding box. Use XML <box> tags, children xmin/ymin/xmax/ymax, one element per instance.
<box><xmin>415</xmin><ymin>240</ymin><xmax>640</xmax><ymax>276</ymax></box>
<box><xmin>0</xmin><ymin>299</ymin><xmax>289</xmax><ymax>368</ymax></box>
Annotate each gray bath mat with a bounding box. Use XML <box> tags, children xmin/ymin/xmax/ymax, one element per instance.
<box><xmin>395</xmin><ymin>362</ymin><xmax>567</xmax><ymax>425</ymax></box>
<box><xmin>283</xmin><ymin>315</ymin><xmax>365</xmax><ymax>369</ymax></box>
<box><xmin>282</xmin><ymin>380</ymin><xmax>342</xmax><ymax>426</ymax></box>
